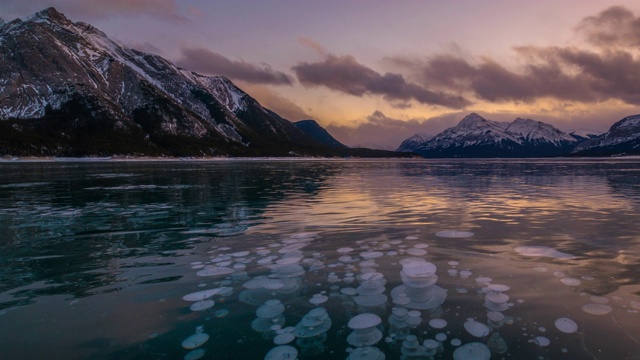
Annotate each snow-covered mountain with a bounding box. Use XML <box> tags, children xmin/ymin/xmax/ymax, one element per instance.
<box><xmin>396</xmin><ymin>133</ymin><xmax>433</xmax><ymax>153</ymax></box>
<box><xmin>572</xmin><ymin>115</ymin><xmax>640</xmax><ymax>156</ymax></box>
<box><xmin>0</xmin><ymin>8</ymin><xmax>378</xmax><ymax>157</ymax></box>
<box><xmin>399</xmin><ymin>113</ymin><xmax>580</xmax><ymax>157</ymax></box>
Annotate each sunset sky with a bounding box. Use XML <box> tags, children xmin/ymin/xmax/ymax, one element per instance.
<box><xmin>2</xmin><ymin>0</ymin><xmax>640</xmax><ymax>149</ymax></box>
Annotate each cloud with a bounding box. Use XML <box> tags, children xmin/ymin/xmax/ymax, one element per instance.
<box><xmin>297</xmin><ymin>37</ymin><xmax>327</xmax><ymax>56</ymax></box>
<box><xmin>292</xmin><ymin>54</ymin><xmax>471</xmax><ymax>109</ymax></box>
<box><xmin>576</xmin><ymin>6</ymin><xmax>640</xmax><ymax>48</ymax></box>
<box><xmin>176</xmin><ymin>48</ymin><xmax>293</xmax><ymax>85</ymax></box>
<box><xmin>325</xmin><ymin>110</ymin><xmax>463</xmax><ymax>150</ymax></box>
<box><xmin>390</xmin><ymin>6</ymin><xmax>640</xmax><ymax>106</ymax></box>
<box><xmin>0</xmin><ymin>0</ymin><xmax>188</xmax><ymax>22</ymax></box>
<box><xmin>236</xmin><ymin>82</ymin><xmax>310</xmax><ymax>121</ymax></box>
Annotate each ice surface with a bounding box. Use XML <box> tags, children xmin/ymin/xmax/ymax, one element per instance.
<box><xmin>514</xmin><ymin>246</ymin><xmax>575</xmax><ymax>259</ymax></box>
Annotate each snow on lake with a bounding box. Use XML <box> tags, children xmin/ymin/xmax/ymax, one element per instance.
<box><xmin>0</xmin><ymin>159</ymin><xmax>639</xmax><ymax>359</ymax></box>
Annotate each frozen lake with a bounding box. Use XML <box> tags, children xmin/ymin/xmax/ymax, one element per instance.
<box><xmin>0</xmin><ymin>158</ymin><xmax>639</xmax><ymax>359</ymax></box>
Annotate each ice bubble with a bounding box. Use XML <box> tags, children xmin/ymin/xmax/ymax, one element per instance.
<box><xmin>487</xmin><ymin>332</ymin><xmax>507</xmax><ymax>354</ymax></box>
<box><xmin>532</xmin><ymin>336</ymin><xmax>550</xmax><ymax>347</ymax></box>
<box><xmin>554</xmin><ymin>317</ymin><xmax>578</xmax><ymax>333</ymax></box>
<box><xmin>553</xmin><ymin>271</ymin><xmax>566</xmax><ymax>278</ymax></box>
<box><xmin>190</xmin><ymin>300</ymin><xmax>215</xmax><ymax>312</ymax></box>
<box><xmin>423</xmin><ymin>339</ymin><xmax>440</xmax><ymax>350</ymax></box>
<box><xmin>453</xmin><ymin>342</ymin><xmax>490</xmax><ymax>360</ymax></box>
<box><xmin>459</xmin><ymin>270</ymin><xmax>472</xmax><ymax>277</ymax></box>
<box><xmin>181</xmin><ymin>333</ymin><xmax>209</xmax><ymax>350</ymax></box>
<box><xmin>346</xmin><ymin>346</ymin><xmax>386</xmax><ymax>360</ymax></box>
<box><xmin>406</xmin><ymin>248</ymin><xmax>428</xmax><ymax>256</ymax></box>
<box><xmin>309</xmin><ymin>294</ymin><xmax>329</xmax><ymax>305</ymax></box>
<box><xmin>354</xmin><ymin>293</ymin><xmax>388</xmax><ymax>307</ymax></box>
<box><xmin>429</xmin><ymin>318</ymin><xmax>447</xmax><ymax>329</ymax></box>
<box><xmin>196</xmin><ymin>266</ymin><xmax>235</xmax><ymax>277</ymax></box>
<box><xmin>182</xmin><ymin>288</ymin><xmax>229</xmax><ymax>302</ymax></box>
<box><xmin>361</xmin><ymin>251</ymin><xmax>384</xmax><ymax>259</ymax></box>
<box><xmin>487</xmin><ymin>284</ymin><xmax>510</xmax><ymax>292</ymax></box>
<box><xmin>484</xmin><ymin>292</ymin><xmax>509</xmax><ymax>311</ymax></box>
<box><xmin>450</xmin><ymin>338</ymin><xmax>462</xmax><ymax>346</ymax></box>
<box><xmin>448</xmin><ymin>269</ymin><xmax>459</xmax><ymax>276</ymax></box>
<box><xmin>448</xmin><ymin>261</ymin><xmax>460</xmax><ymax>266</ymax></box>
<box><xmin>273</xmin><ymin>332</ymin><xmax>295</xmax><ymax>345</ymax></box>
<box><xmin>184</xmin><ymin>348</ymin><xmax>206</xmax><ymax>360</ymax></box>
<box><xmin>475</xmin><ymin>277</ymin><xmax>492</xmax><ymax>285</ymax></box>
<box><xmin>214</xmin><ymin>309</ymin><xmax>229</xmax><ymax>318</ymax></box>
<box><xmin>399</xmin><ymin>257</ymin><xmax>426</xmax><ymax>266</ymax></box>
<box><xmin>341</xmin><ymin>287</ymin><xmax>358</xmax><ymax>296</ymax></box>
<box><xmin>402</xmin><ymin>261</ymin><xmax>437</xmax><ymax>277</ymax></box>
<box><xmin>464</xmin><ymin>319</ymin><xmax>490</xmax><ymax>337</ymax></box>
<box><xmin>264</xmin><ymin>345</ymin><xmax>298</xmax><ymax>360</ymax></box>
<box><xmin>257</xmin><ymin>299</ymin><xmax>285</xmax><ymax>318</ymax></box>
<box><xmin>338</xmin><ymin>247</ymin><xmax>354</xmax><ymax>254</ymax></box>
<box><xmin>348</xmin><ymin>313</ymin><xmax>382</xmax><ymax>330</ymax></box>
<box><xmin>560</xmin><ymin>278</ymin><xmax>581</xmax><ymax>286</ymax></box>
<box><xmin>278</xmin><ymin>243</ymin><xmax>307</xmax><ymax>253</ymax></box>
<box><xmin>487</xmin><ymin>311</ymin><xmax>504</xmax><ymax>322</ymax></box>
<box><xmin>582</xmin><ymin>303</ymin><xmax>613</xmax><ymax>315</ymax></box>
<box><xmin>436</xmin><ymin>230</ymin><xmax>474</xmax><ymax>238</ymax></box>
<box><xmin>435</xmin><ymin>332</ymin><xmax>447</xmax><ymax>341</ymax></box>
<box><xmin>590</xmin><ymin>296</ymin><xmax>609</xmax><ymax>304</ymax></box>
<box><xmin>514</xmin><ymin>246</ymin><xmax>575</xmax><ymax>259</ymax></box>
<box><xmin>405</xmin><ymin>235</ymin><xmax>419</xmax><ymax>240</ymax></box>
<box><xmin>275</xmin><ymin>256</ymin><xmax>302</xmax><ymax>265</ymax></box>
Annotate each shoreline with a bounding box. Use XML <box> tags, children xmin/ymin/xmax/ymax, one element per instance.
<box><xmin>1</xmin><ymin>155</ymin><xmax>640</xmax><ymax>163</ymax></box>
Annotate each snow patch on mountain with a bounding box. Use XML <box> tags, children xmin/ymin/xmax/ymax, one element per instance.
<box><xmin>569</xmin><ymin>129</ymin><xmax>602</xmax><ymax>139</ymax></box>
<box><xmin>506</xmin><ymin>118</ymin><xmax>576</xmax><ymax>145</ymax></box>
<box><xmin>193</xmin><ymin>75</ymin><xmax>248</xmax><ymax>113</ymax></box>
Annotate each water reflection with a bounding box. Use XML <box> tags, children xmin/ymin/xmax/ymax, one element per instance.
<box><xmin>0</xmin><ymin>159</ymin><xmax>639</xmax><ymax>359</ymax></box>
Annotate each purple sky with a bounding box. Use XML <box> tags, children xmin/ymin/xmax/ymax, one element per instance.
<box><xmin>2</xmin><ymin>1</ymin><xmax>640</xmax><ymax>149</ymax></box>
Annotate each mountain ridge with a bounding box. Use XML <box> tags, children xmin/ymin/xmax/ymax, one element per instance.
<box><xmin>0</xmin><ymin>8</ymin><xmax>408</xmax><ymax>158</ymax></box>
<box><xmin>398</xmin><ymin>113</ymin><xmax>581</xmax><ymax>158</ymax></box>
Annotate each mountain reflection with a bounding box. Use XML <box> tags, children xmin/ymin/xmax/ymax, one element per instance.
<box><xmin>0</xmin><ymin>161</ymin><xmax>341</xmax><ymax>303</ymax></box>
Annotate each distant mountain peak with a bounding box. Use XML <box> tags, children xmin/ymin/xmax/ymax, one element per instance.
<box><xmin>610</xmin><ymin>114</ymin><xmax>640</xmax><ymax>132</ymax></box>
<box><xmin>459</xmin><ymin>112</ymin><xmax>487</xmax><ymax>125</ymax></box>
<box><xmin>30</xmin><ymin>7</ymin><xmax>71</xmax><ymax>25</ymax></box>
<box><xmin>293</xmin><ymin>119</ymin><xmax>348</xmax><ymax>149</ymax></box>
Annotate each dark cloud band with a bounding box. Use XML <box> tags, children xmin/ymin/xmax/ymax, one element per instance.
<box><xmin>176</xmin><ymin>48</ymin><xmax>293</xmax><ymax>85</ymax></box>
<box><xmin>292</xmin><ymin>55</ymin><xmax>471</xmax><ymax>109</ymax></box>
